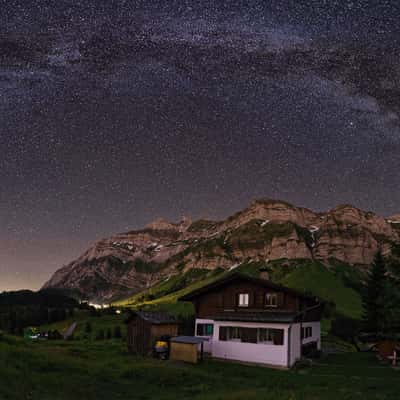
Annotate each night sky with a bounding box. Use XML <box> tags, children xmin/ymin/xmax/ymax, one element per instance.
<box><xmin>1</xmin><ymin>1</ymin><xmax>399</xmax><ymax>291</ymax></box>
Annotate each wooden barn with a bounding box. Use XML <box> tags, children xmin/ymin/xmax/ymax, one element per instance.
<box><xmin>377</xmin><ymin>340</ymin><xmax>399</xmax><ymax>365</ymax></box>
<box><xmin>125</xmin><ymin>311</ymin><xmax>179</xmax><ymax>356</ymax></box>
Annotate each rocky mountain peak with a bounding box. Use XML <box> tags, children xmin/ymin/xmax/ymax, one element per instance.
<box><xmin>145</xmin><ymin>218</ymin><xmax>179</xmax><ymax>231</ymax></box>
<box><xmin>43</xmin><ymin>199</ymin><xmax>400</xmax><ymax>302</ymax></box>
<box><xmin>388</xmin><ymin>214</ymin><xmax>400</xmax><ymax>223</ymax></box>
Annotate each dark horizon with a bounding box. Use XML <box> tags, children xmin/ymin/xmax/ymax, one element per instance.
<box><xmin>1</xmin><ymin>1</ymin><xmax>399</xmax><ymax>291</ymax></box>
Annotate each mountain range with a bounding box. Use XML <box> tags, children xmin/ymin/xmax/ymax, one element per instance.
<box><xmin>43</xmin><ymin>199</ymin><xmax>400</xmax><ymax>303</ymax></box>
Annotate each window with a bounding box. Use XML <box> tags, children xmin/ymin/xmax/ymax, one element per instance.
<box><xmin>219</xmin><ymin>326</ymin><xmax>284</xmax><ymax>345</ymax></box>
<box><xmin>265</xmin><ymin>293</ymin><xmax>278</xmax><ymax>307</ymax></box>
<box><xmin>196</xmin><ymin>323</ymin><xmax>214</xmax><ymax>336</ymax></box>
<box><xmin>227</xmin><ymin>327</ymin><xmax>241</xmax><ymax>341</ymax></box>
<box><xmin>258</xmin><ymin>328</ymin><xmax>274</xmax><ymax>343</ymax></box>
<box><xmin>301</xmin><ymin>326</ymin><xmax>313</xmax><ymax>339</ymax></box>
<box><xmin>240</xmin><ymin>327</ymin><xmax>257</xmax><ymax>343</ymax></box>
<box><xmin>238</xmin><ymin>293</ymin><xmax>249</xmax><ymax>307</ymax></box>
<box><xmin>258</xmin><ymin>328</ymin><xmax>284</xmax><ymax>345</ymax></box>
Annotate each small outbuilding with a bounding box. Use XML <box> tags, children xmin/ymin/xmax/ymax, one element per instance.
<box><xmin>125</xmin><ymin>311</ymin><xmax>179</xmax><ymax>356</ymax></box>
<box><xmin>170</xmin><ymin>336</ymin><xmax>209</xmax><ymax>364</ymax></box>
<box><xmin>377</xmin><ymin>340</ymin><xmax>399</xmax><ymax>365</ymax></box>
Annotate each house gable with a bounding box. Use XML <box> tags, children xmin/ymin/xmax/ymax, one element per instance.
<box><xmin>179</xmin><ymin>273</ymin><xmax>320</xmax><ymax>320</ymax></box>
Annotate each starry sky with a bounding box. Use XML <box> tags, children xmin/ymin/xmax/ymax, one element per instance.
<box><xmin>1</xmin><ymin>0</ymin><xmax>399</xmax><ymax>291</ymax></box>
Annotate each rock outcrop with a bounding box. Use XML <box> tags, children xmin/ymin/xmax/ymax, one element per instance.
<box><xmin>43</xmin><ymin>199</ymin><xmax>399</xmax><ymax>302</ymax></box>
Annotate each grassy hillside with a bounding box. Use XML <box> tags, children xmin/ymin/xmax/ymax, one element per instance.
<box><xmin>279</xmin><ymin>262</ymin><xmax>362</xmax><ymax>319</ymax></box>
<box><xmin>113</xmin><ymin>268</ymin><xmax>228</xmax><ymax>316</ymax></box>
<box><xmin>114</xmin><ymin>259</ymin><xmax>363</xmax><ymax>320</ymax></box>
<box><xmin>0</xmin><ymin>334</ymin><xmax>399</xmax><ymax>400</ymax></box>
<box><xmin>38</xmin><ymin>309</ymin><xmax>127</xmax><ymax>340</ymax></box>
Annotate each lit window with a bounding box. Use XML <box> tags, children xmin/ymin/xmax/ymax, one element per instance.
<box><xmin>196</xmin><ymin>324</ymin><xmax>214</xmax><ymax>336</ymax></box>
<box><xmin>265</xmin><ymin>293</ymin><xmax>278</xmax><ymax>307</ymax></box>
<box><xmin>238</xmin><ymin>293</ymin><xmax>249</xmax><ymax>307</ymax></box>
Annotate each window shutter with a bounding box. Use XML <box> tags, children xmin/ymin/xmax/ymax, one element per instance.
<box><xmin>273</xmin><ymin>329</ymin><xmax>284</xmax><ymax>345</ymax></box>
<box><xmin>219</xmin><ymin>326</ymin><xmax>227</xmax><ymax>341</ymax></box>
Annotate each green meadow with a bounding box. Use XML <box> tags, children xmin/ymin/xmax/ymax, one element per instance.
<box><xmin>0</xmin><ymin>333</ymin><xmax>398</xmax><ymax>400</ymax></box>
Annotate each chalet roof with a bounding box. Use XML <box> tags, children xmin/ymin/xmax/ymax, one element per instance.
<box><xmin>125</xmin><ymin>311</ymin><xmax>178</xmax><ymax>325</ymax></box>
<box><xmin>211</xmin><ymin>311</ymin><xmax>299</xmax><ymax>323</ymax></box>
<box><xmin>178</xmin><ymin>272</ymin><xmax>318</xmax><ymax>302</ymax></box>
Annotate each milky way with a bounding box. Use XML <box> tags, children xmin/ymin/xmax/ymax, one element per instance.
<box><xmin>1</xmin><ymin>0</ymin><xmax>399</xmax><ymax>290</ymax></box>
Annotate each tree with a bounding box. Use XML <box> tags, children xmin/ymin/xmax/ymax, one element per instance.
<box><xmin>331</xmin><ymin>314</ymin><xmax>361</xmax><ymax>350</ymax></box>
<box><xmin>391</xmin><ymin>243</ymin><xmax>400</xmax><ymax>259</ymax></box>
<box><xmin>95</xmin><ymin>329</ymin><xmax>105</xmax><ymax>341</ymax></box>
<box><xmin>85</xmin><ymin>321</ymin><xmax>92</xmax><ymax>335</ymax></box>
<box><xmin>113</xmin><ymin>325</ymin><xmax>122</xmax><ymax>339</ymax></box>
<box><xmin>363</xmin><ymin>251</ymin><xmax>387</xmax><ymax>336</ymax></box>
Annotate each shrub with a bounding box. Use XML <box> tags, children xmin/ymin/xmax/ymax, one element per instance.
<box><xmin>114</xmin><ymin>326</ymin><xmax>122</xmax><ymax>339</ymax></box>
<box><xmin>95</xmin><ymin>329</ymin><xmax>105</xmax><ymax>340</ymax></box>
<box><xmin>85</xmin><ymin>321</ymin><xmax>92</xmax><ymax>334</ymax></box>
<box><xmin>331</xmin><ymin>314</ymin><xmax>361</xmax><ymax>343</ymax></box>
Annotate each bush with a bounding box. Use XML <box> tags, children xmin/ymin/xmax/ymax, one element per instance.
<box><xmin>95</xmin><ymin>329</ymin><xmax>105</xmax><ymax>341</ymax></box>
<box><xmin>85</xmin><ymin>321</ymin><xmax>92</xmax><ymax>335</ymax></box>
<box><xmin>331</xmin><ymin>314</ymin><xmax>361</xmax><ymax>343</ymax></box>
<box><xmin>114</xmin><ymin>326</ymin><xmax>122</xmax><ymax>339</ymax></box>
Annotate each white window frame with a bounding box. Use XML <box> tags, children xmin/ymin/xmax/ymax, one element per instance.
<box><xmin>238</xmin><ymin>293</ymin><xmax>249</xmax><ymax>307</ymax></box>
<box><xmin>265</xmin><ymin>293</ymin><xmax>278</xmax><ymax>308</ymax></box>
<box><xmin>302</xmin><ymin>326</ymin><xmax>313</xmax><ymax>339</ymax></box>
<box><xmin>257</xmin><ymin>328</ymin><xmax>274</xmax><ymax>344</ymax></box>
<box><xmin>227</xmin><ymin>327</ymin><xmax>241</xmax><ymax>342</ymax></box>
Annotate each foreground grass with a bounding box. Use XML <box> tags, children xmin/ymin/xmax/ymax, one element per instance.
<box><xmin>0</xmin><ymin>335</ymin><xmax>399</xmax><ymax>400</ymax></box>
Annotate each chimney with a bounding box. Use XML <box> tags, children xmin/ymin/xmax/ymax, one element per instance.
<box><xmin>259</xmin><ymin>267</ymin><xmax>270</xmax><ymax>281</ymax></box>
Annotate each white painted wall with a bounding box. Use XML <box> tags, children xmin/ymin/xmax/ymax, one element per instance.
<box><xmin>195</xmin><ymin>319</ymin><xmax>321</xmax><ymax>367</ymax></box>
<box><xmin>289</xmin><ymin>323</ymin><xmax>301</xmax><ymax>366</ymax></box>
<box><xmin>301</xmin><ymin>321</ymin><xmax>321</xmax><ymax>350</ymax></box>
<box><xmin>195</xmin><ymin>318</ymin><xmax>215</xmax><ymax>353</ymax></box>
<box><xmin>212</xmin><ymin>321</ymin><xmax>290</xmax><ymax>367</ymax></box>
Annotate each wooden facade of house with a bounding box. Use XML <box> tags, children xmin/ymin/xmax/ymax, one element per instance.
<box><xmin>125</xmin><ymin>311</ymin><xmax>179</xmax><ymax>356</ymax></box>
<box><xmin>182</xmin><ymin>274</ymin><xmax>320</xmax><ymax>321</ymax></box>
<box><xmin>179</xmin><ymin>272</ymin><xmax>323</xmax><ymax>368</ymax></box>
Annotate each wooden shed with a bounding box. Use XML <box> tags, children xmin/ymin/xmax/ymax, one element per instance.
<box><xmin>125</xmin><ymin>311</ymin><xmax>179</xmax><ymax>356</ymax></box>
<box><xmin>169</xmin><ymin>336</ymin><xmax>209</xmax><ymax>364</ymax></box>
<box><xmin>377</xmin><ymin>340</ymin><xmax>399</xmax><ymax>365</ymax></box>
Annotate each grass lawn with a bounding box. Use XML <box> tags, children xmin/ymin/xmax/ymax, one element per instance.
<box><xmin>0</xmin><ymin>334</ymin><xmax>399</xmax><ymax>400</ymax></box>
<box><xmin>38</xmin><ymin>310</ymin><xmax>127</xmax><ymax>340</ymax></box>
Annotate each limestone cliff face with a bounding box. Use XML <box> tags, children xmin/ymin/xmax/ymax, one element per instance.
<box><xmin>43</xmin><ymin>199</ymin><xmax>399</xmax><ymax>302</ymax></box>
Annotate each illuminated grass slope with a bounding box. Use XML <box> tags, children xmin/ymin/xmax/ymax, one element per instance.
<box><xmin>113</xmin><ymin>259</ymin><xmax>363</xmax><ymax>320</ymax></box>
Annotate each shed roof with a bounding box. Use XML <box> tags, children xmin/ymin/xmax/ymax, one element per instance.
<box><xmin>170</xmin><ymin>336</ymin><xmax>209</xmax><ymax>344</ymax></box>
<box><xmin>125</xmin><ymin>311</ymin><xmax>178</xmax><ymax>325</ymax></box>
